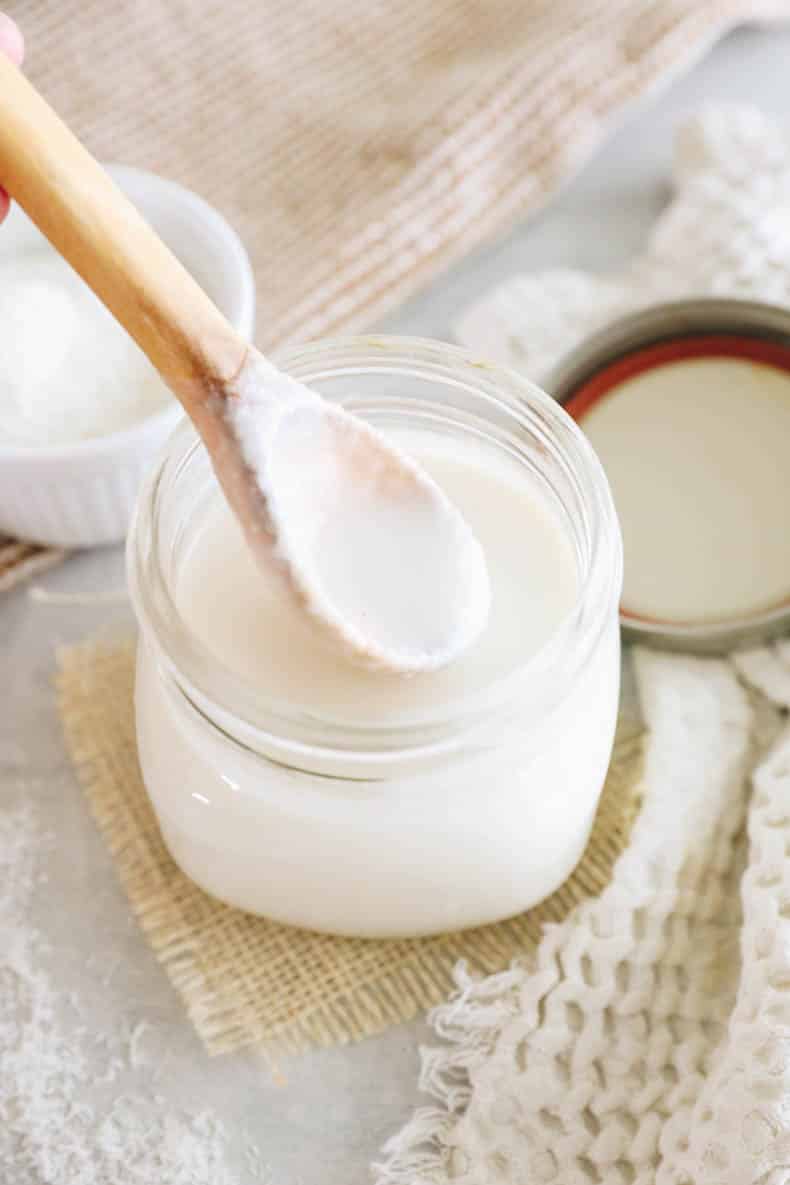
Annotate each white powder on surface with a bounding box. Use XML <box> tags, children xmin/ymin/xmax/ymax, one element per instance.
<box><xmin>0</xmin><ymin>248</ymin><xmax>169</xmax><ymax>446</ymax></box>
<box><xmin>0</xmin><ymin>791</ymin><xmax>266</xmax><ymax>1185</ymax></box>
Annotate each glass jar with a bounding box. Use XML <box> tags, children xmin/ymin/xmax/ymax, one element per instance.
<box><xmin>127</xmin><ymin>336</ymin><xmax>622</xmax><ymax>938</ymax></box>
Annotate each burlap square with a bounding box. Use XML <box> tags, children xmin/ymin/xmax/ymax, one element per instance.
<box><xmin>57</xmin><ymin>637</ymin><xmax>643</xmax><ymax>1057</ymax></box>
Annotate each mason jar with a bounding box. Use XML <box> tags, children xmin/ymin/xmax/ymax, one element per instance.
<box><xmin>127</xmin><ymin>336</ymin><xmax>622</xmax><ymax>938</ymax></box>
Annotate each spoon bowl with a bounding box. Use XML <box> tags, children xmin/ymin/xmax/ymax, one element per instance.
<box><xmin>230</xmin><ymin>355</ymin><xmax>491</xmax><ymax>670</ymax></box>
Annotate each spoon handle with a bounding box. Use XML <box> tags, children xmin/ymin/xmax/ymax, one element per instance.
<box><xmin>0</xmin><ymin>54</ymin><xmax>246</xmax><ymax>412</ymax></box>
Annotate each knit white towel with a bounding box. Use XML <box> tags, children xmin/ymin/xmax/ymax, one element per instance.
<box><xmin>454</xmin><ymin>104</ymin><xmax>790</xmax><ymax>383</ymax></box>
<box><xmin>377</xmin><ymin>646</ymin><xmax>790</xmax><ymax>1183</ymax></box>
<box><xmin>377</xmin><ymin>104</ymin><xmax>790</xmax><ymax>1185</ymax></box>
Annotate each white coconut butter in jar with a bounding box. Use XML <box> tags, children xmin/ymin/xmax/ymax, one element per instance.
<box><xmin>128</xmin><ymin>338</ymin><xmax>622</xmax><ymax>937</ymax></box>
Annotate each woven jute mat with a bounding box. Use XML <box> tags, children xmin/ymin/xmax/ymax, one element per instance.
<box><xmin>57</xmin><ymin>637</ymin><xmax>643</xmax><ymax>1057</ymax></box>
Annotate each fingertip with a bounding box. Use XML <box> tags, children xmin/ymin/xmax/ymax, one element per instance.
<box><xmin>0</xmin><ymin>13</ymin><xmax>24</xmax><ymax>65</ymax></box>
<box><xmin>0</xmin><ymin>14</ymin><xmax>23</xmax><ymax>222</ymax></box>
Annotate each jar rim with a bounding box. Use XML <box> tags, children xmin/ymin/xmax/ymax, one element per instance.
<box><xmin>127</xmin><ymin>335</ymin><xmax>622</xmax><ymax>759</ymax></box>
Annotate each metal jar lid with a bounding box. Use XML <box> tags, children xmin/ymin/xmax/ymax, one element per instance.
<box><xmin>544</xmin><ymin>297</ymin><xmax>790</xmax><ymax>654</ymax></box>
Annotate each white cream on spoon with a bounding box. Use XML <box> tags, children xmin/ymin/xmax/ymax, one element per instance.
<box><xmin>0</xmin><ymin>57</ymin><xmax>490</xmax><ymax>674</ymax></box>
<box><xmin>227</xmin><ymin>352</ymin><xmax>490</xmax><ymax>671</ymax></box>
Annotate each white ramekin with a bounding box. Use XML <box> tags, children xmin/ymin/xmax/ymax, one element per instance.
<box><xmin>0</xmin><ymin>164</ymin><xmax>255</xmax><ymax>547</ymax></box>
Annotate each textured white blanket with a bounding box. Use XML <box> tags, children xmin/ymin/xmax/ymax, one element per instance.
<box><xmin>379</xmin><ymin>646</ymin><xmax>790</xmax><ymax>1184</ymax></box>
<box><xmin>455</xmin><ymin>105</ymin><xmax>790</xmax><ymax>383</ymax></box>
<box><xmin>378</xmin><ymin>106</ymin><xmax>790</xmax><ymax>1184</ymax></box>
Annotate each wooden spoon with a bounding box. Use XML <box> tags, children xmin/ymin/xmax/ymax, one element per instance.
<box><xmin>0</xmin><ymin>56</ymin><xmax>490</xmax><ymax>672</ymax></box>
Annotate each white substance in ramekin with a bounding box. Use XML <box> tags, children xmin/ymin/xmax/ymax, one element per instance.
<box><xmin>0</xmin><ymin>247</ymin><xmax>167</xmax><ymax>445</ymax></box>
